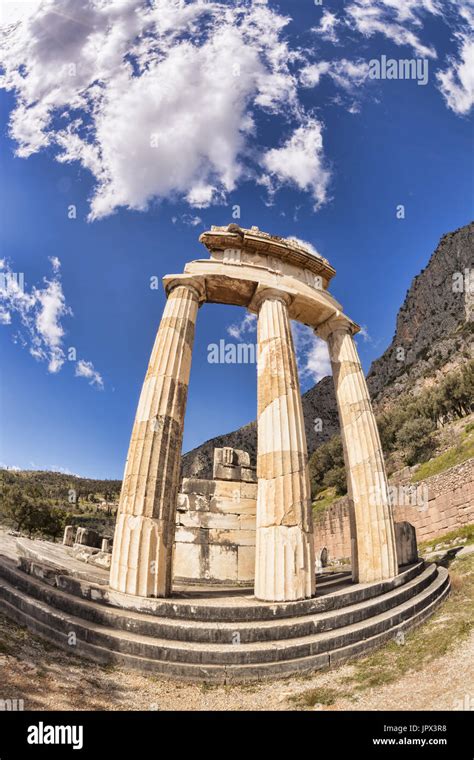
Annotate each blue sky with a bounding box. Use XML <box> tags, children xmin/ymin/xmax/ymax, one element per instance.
<box><xmin>0</xmin><ymin>0</ymin><xmax>473</xmax><ymax>478</ymax></box>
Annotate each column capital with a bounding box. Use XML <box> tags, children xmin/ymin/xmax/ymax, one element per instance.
<box><xmin>251</xmin><ymin>287</ymin><xmax>292</xmax><ymax>313</ymax></box>
<box><xmin>315</xmin><ymin>312</ymin><xmax>359</xmax><ymax>342</ymax></box>
<box><xmin>164</xmin><ymin>276</ymin><xmax>206</xmax><ymax>303</ymax></box>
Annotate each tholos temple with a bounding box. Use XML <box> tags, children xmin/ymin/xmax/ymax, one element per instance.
<box><xmin>0</xmin><ymin>225</ymin><xmax>449</xmax><ymax>682</ymax></box>
<box><xmin>110</xmin><ymin>224</ymin><xmax>398</xmax><ymax>601</ymax></box>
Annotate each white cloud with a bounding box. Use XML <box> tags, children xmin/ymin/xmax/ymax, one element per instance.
<box><xmin>0</xmin><ymin>307</ymin><xmax>12</xmax><ymax>324</ymax></box>
<box><xmin>0</xmin><ymin>0</ymin><xmax>302</xmax><ymax>219</ymax></box>
<box><xmin>49</xmin><ymin>255</ymin><xmax>60</xmax><ymax>272</ymax></box>
<box><xmin>437</xmin><ymin>34</ymin><xmax>474</xmax><ymax>115</ymax></box>
<box><xmin>227</xmin><ymin>311</ymin><xmax>257</xmax><ymax>340</ymax></box>
<box><xmin>172</xmin><ymin>214</ymin><xmax>203</xmax><ymax>227</ymax></box>
<box><xmin>357</xmin><ymin>324</ymin><xmax>372</xmax><ymax>343</ymax></box>
<box><xmin>346</xmin><ymin>0</ymin><xmax>441</xmax><ymax>59</ymax></box>
<box><xmin>312</xmin><ymin>10</ymin><xmax>340</xmax><ymax>44</ymax></box>
<box><xmin>261</xmin><ymin>119</ymin><xmax>331</xmax><ymax>209</ymax></box>
<box><xmin>291</xmin><ymin>322</ymin><xmax>331</xmax><ymax>384</ymax></box>
<box><xmin>32</xmin><ymin>278</ymin><xmax>69</xmax><ymax>372</ymax></box>
<box><xmin>0</xmin><ymin>0</ymin><xmax>471</xmax><ymax>222</ymax></box>
<box><xmin>0</xmin><ymin>258</ymin><xmax>67</xmax><ymax>372</ymax></box>
<box><xmin>0</xmin><ymin>256</ymin><xmax>103</xmax><ymax>384</ymax></box>
<box><xmin>0</xmin><ymin>0</ymin><xmax>43</xmax><ymax>27</ymax></box>
<box><xmin>75</xmin><ymin>359</ymin><xmax>104</xmax><ymax>389</ymax></box>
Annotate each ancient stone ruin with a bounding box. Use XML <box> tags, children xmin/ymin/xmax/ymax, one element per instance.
<box><xmin>174</xmin><ymin>447</ymin><xmax>257</xmax><ymax>584</ymax></box>
<box><xmin>0</xmin><ymin>225</ymin><xmax>450</xmax><ymax>683</ymax></box>
<box><xmin>110</xmin><ymin>224</ymin><xmax>398</xmax><ymax>601</ymax></box>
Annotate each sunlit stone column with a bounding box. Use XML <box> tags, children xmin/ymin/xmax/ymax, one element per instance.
<box><xmin>254</xmin><ymin>289</ymin><xmax>315</xmax><ymax>601</ymax></box>
<box><xmin>110</xmin><ymin>280</ymin><xmax>203</xmax><ymax>597</ymax></box>
<box><xmin>316</xmin><ymin>315</ymin><xmax>398</xmax><ymax>583</ymax></box>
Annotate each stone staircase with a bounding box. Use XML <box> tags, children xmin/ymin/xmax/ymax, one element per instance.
<box><xmin>0</xmin><ymin>556</ymin><xmax>449</xmax><ymax>683</ymax></box>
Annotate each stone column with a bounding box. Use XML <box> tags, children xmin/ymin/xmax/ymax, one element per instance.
<box><xmin>110</xmin><ymin>281</ymin><xmax>202</xmax><ymax>597</ymax></box>
<box><xmin>254</xmin><ymin>289</ymin><xmax>315</xmax><ymax>601</ymax></box>
<box><xmin>316</xmin><ymin>315</ymin><xmax>398</xmax><ymax>583</ymax></box>
<box><xmin>63</xmin><ymin>526</ymin><xmax>74</xmax><ymax>547</ymax></box>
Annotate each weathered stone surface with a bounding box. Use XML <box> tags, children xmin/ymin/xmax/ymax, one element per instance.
<box><xmin>75</xmin><ymin>528</ymin><xmax>100</xmax><ymax>548</ymax></box>
<box><xmin>317</xmin><ymin>315</ymin><xmax>398</xmax><ymax>584</ymax></box>
<box><xmin>212</xmin><ymin>447</ymin><xmax>257</xmax><ymax>482</ymax></box>
<box><xmin>173</xmin><ymin>457</ymin><xmax>257</xmax><ymax>584</ymax></box>
<box><xmin>110</xmin><ymin>283</ymin><xmax>202</xmax><ymax>597</ymax></box>
<box><xmin>63</xmin><ymin>526</ymin><xmax>74</xmax><ymax>547</ymax></box>
<box><xmin>255</xmin><ymin>292</ymin><xmax>315</xmax><ymax>601</ymax></box>
<box><xmin>395</xmin><ymin>521</ymin><xmax>418</xmax><ymax>566</ymax></box>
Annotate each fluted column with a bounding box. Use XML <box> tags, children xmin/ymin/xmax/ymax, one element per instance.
<box><xmin>317</xmin><ymin>315</ymin><xmax>398</xmax><ymax>583</ymax></box>
<box><xmin>254</xmin><ymin>289</ymin><xmax>315</xmax><ymax>601</ymax></box>
<box><xmin>110</xmin><ymin>281</ymin><xmax>202</xmax><ymax>597</ymax></box>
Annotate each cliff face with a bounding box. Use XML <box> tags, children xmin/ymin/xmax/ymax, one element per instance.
<box><xmin>367</xmin><ymin>222</ymin><xmax>473</xmax><ymax>406</ymax></box>
<box><xmin>182</xmin><ymin>222</ymin><xmax>473</xmax><ymax>479</ymax></box>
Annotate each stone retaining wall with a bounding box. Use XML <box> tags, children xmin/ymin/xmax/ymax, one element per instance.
<box><xmin>314</xmin><ymin>458</ymin><xmax>474</xmax><ymax>563</ymax></box>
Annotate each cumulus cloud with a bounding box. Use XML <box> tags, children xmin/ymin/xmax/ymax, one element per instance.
<box><xmin>312</xmin><ymin>10</ymin><xmax>340</xmax><ymax>44</ymax></box>
<box><xmin>0</xmin><ymin>0</ymin><xmax>303</xmax><ymax>219</ymax></box>
<box><xmin>0</xmin><ymin>0</ymin><xmax>471</xmax><ymax>224</ymax></box>
<box><xmin>437</xmin><ymin>33</ymin><xmax>474</xmax><ymax>115</ymax></box>
<box><xmin>75</xmin><ymin>359</ymin><xmax>104</xmax><ymax>389</ymax></box>
<box><xmin>345</xmin><ymin>0</ymin><xmax>440</xmax><ymax>59</ymax></box>
<box><xmin>0</xmin><ymin>258</ymin><xmax>68</xmax><ymax>372</ymax></box>
<box><xmin>0</xmin><ymin>256</ymin><xmax>103</xmax><ymax>385</ymax></box>
<box><xmin>291</xmin><ymin>322</ymin><xmax>331</xmax><ymax>385</ymax></box>
<box><xmin>227</xmin><ymin>311</ymin><xmax>257</xmax><ymax>340</ymax></box>
<box><xmin>261</xmin><ymin>119</ymin><xmax>331</xmax><ymax>209</ymax></box>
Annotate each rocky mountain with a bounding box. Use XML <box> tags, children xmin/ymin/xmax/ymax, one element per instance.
<box><xmin>182</xmin><ymin>222</ymin><xmax>473</xmax><ymax>479</ymax></box>
<box><xmin>366</xmin><ymin>222</ymin><xmax>473</xmax><ymax>406</ymax></box>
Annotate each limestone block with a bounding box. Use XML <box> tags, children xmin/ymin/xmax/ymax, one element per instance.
<box><xmin>62</xmin><ymin>526</ymin><xmax>74</xmax><ymax>547</ymax></box>
<box><xmin>208</xmin><ymin>544</ymin><xmax>238</xmax><ymax>581</ymax></box>
<box><xmin>240</xmin><ymin>515</ymin><xmax>256</xmax><ymax>530</ymax></box>
<box><xmin>212</xmin><ymin>480</ymin><xmax>257</xmax><ymax>500</ymax></box>
<box><xmin>173</xmin><ymin>543</ymin><xmax>203</xmax><ymax>580</ymax></box>
<box><xmin>208</xmin><ymin>529</ymin><xmax>256</xmax><ymax>546</ymax></box>
<box><xmin>174</xmin><ymin>526</ymin><xmax>206</xmax><ymax>544</ymax></box>
<box><xmin>180</xmin><ymin>478</ymin><xmax>217</xmax><ymax>497</ymax></box>
<box><xmin>395</xmin><ymin>521</ymin><xmax>418</xmax><ymax>565</ymax></box>
<box><xmin>238</xmin><ymin>545</ymin><xmax>255</xmax><ymax>581</ymax></box>
<box><xmin>212</xmin><ymin>447</ymin><xmax>257</xmax><ymax>483</ymax></box>
<box><xmin>209</xmin><ymin>496</ymin><xmax>256</xmax><ymax>515</ymax></box>
<box><xmin>178</xmin><ymin>512</ymin><xmax>240</xmax><ymax>530</ymax></box>
<box><xmin>75</xmin><ymin>528</ymin><xmax>100</xmax><ymax>548</ymax></box>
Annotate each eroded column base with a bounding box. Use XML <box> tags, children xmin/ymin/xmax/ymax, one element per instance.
<box><xmin>254</xmin><ymin>525</ymin><xmax>315</xmax><ymax>601</ymax></box>
<box><xmin>109</xmin><ymin>513</ymin><xmax>171</xmax><ymax>598</ymax></box>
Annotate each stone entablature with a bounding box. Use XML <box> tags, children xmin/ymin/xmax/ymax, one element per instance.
<box><xmin>201</xmin><ymin>225</ymin><xmax>336</xmax><ymax>286</ymax></box>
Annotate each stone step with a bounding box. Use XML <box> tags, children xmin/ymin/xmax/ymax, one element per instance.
<box><xmin>0</xmin><ymin>565</ymin><xmax>449</xmax><ymax>669</ymax></box>
<box><xmin>0</xmin><ymin>558</ymin><xmax>438</xmax><ymax>644</ymax></box>
<box><xmin>0</xmin><ymin>567</ymin><xmax>449</xmax><ymax>682</ymax></box>
<box><xmin>11</xmin><ymin>556</ymin><xmax>426</xmax><ymax>621</ymax></box>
